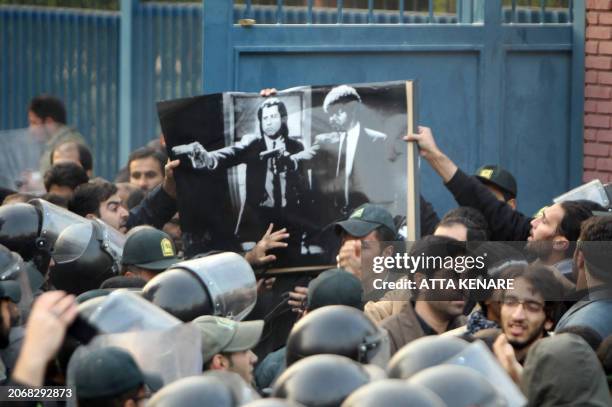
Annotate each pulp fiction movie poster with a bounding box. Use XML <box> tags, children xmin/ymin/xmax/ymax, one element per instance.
<box><xmin>158</xmin><ymin>80</ymin><xmax>419</xmax><ymax>270</ymax></box>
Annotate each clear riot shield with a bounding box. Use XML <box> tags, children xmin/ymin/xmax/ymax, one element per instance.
<box><xmin>445</xmin><ymin>340</ymin><xmax>527</xmax><ymax>407</ymax></box>
<box><xmin>174</xmin><ymin>252</ymin><xmax>257</xmax><ymax>320</ymax></box>
<box><xmin>66</xmin><ymin>323</ymin><xmax>203</xmax><ymax>406</ymax></box>
<box><xmin>88</xmin><ymin>290</ymin><xmax>181</xmax><ymax>334</ymax></box>
<box><xmin>30</xmin><ymin>198</ymin><xmax>89</xmax><ymax>250</ymax></box>
<box><xmin>0</xmin><ymin>128</ymin><xmax>45</xmax><ymax>193</ymax></box>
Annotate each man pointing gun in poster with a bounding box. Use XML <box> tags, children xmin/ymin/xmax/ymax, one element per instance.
<box><xmin>172</xmin><ymin>97</ymin><xmax>313</xmax><ymax>252</ymax></box>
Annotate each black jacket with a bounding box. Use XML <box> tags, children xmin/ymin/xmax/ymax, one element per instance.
<box><xmin>445</xmin><ymin>169</ymin><xmax>532</xmax><ymax>241</ymax></box>
<box><xmin>125</xmin><ymin>184</ymin><xmax>176</xmax><ymax>231</ymax></box>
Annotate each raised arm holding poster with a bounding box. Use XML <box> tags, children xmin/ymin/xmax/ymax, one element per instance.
<box><xmin>157</xmin><ymin>80</ymin><xmax>419</xmax><ymax>270</ymax></box>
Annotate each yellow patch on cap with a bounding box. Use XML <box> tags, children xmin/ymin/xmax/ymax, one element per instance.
<box><xmin>350</xmin><ymin>208</ymin><xmax>364</xmax><ymax>219</ymax></box>
<box><xmin>479</xmin><ymin>169</ymin><xmax>494</xmax><ymax>179</ymax></box>
<box><xmin>160</xmin><ymin>238</ymin><xmax>175</xmax><ymax>257</ymax></box>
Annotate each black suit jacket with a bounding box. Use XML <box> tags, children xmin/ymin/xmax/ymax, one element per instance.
<box><xmin>309</xmin><ymin>125</ymin><xmax>393</xmax><ymax>224</ymax></box>
<box><xmin>210</xmin><ymin>133</ymin><xmax>307</xmax><ymax>210</ymax></box>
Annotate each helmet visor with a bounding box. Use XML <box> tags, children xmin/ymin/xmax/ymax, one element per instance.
<box><xmin>52</xmin><ymin>222</ymin><xmax>94</xmax><ymax>264</ymax></box>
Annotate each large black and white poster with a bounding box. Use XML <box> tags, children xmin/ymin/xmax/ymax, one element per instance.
<box><xmin>158</xmin><ymin>80</ymin><xmax>418</xmax><ymax>270</ymax></box>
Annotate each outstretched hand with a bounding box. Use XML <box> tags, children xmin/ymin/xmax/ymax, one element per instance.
<box><xmin>245</xmin><ymin>223</ymin><xmax>290</xmax><ymax>266</ymax></box>
<box><xmin>403</xmin><ymin>126</ymin><xmax>441</xmax><ymax>160</ymax></box>
<box><xmin>162</xmin><ymin>159</ymin><xmax>180</xmax><ymax>199</ymax></box>
<box><xmin>403</xmin><ymin>126</ymin><xmax>457</xmax><ymax>183</ymax></box>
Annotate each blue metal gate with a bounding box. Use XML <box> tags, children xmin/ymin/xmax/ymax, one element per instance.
<box><xmin>202</xmin><ymin>0</ymin><xmax>585</xmax><ymax>217</ymax></box>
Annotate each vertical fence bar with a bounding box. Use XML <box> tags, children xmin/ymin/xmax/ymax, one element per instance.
<box><xmin>540</xmin><ymin>0</ymin><xmax>546</xmax><ymax>23</ymax></box>
<box><xmin>276</xmin><ymin>0</ymin><xmax>283</xmax><ymax>24</ymax></box>
<box><xmin>569</xmin><ymin>0</ymin><xmax>573</xmax><ymax>23</ymax></box>
<box><xmin>245</xmin><ymin>0</ymin><xmax>252</xmax><ymax>19</ymax></box>
<box><xmin>93</xmin><ymin>15</ymin><xmax>100</xmax><ymax>170</ymax></box>
<box><xmin>428</xmin><ymin>0</ymin><xmax>434</xmax><ymax>23</ymax></box>
<box><xmin>511</xmin><ymin>0</ymin><xmax>517</xmax><ymax>23</ymax></box>
<box><xmin>399</xmin><ymin>0</ymin><xmax>405</xmax><ymax>23</ymax></box>
<box><xmin>119</xmin><ymin>0</ymin><xmax>136</xmax><ymax>167</ymax></box>
<box><xmin>569</xmin><ymin>0</ymin><xmax>585</xmax><ymax>187</ymax></box>
<box><xmin>367</xmin><ymin>0</ymin><xmax>374</xmax><ymax>23</ymax></box>
<box><xmin>307</xmin><ymin>0</ymin><xmax>314</xmax><ymax>24</ymax></box>
<box><xmin>337</xmin><ymin>0</ymin><xmax>343</xmax><ymax>23</ymax></box>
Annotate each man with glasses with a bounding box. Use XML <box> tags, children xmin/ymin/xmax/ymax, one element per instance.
<box><xmin>495</xmin><ymin>265</ymin><xmax>565</xmax><ymax>365</ymax></box>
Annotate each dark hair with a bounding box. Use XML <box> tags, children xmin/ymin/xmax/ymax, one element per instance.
<box><xmin>556</xmin><ymin>326</ymin><xmax>603</xmax><ymax>352</ymax></box>
<box><xmin>127</xmin><ymin>146</ymin><xmax>166</xmax><ymax>175</ymax></box>
<box><xmin>51</xmin><ymin>142</ymin><xmax>93</xmax><ymax>174</ymax></box>
<box><xmin>69</xmin><ymin>180</ymin><xmax>117</xmax><ymax>217</ymax></box>
<box><xmin>100</xmin><ymin>275</ymin><xmax>146</xmax><ymax>289</ymax></box>
<box><xmin>43</xmin><ymin>162</ymin><xmax>89</xmax><ymax>192</ymax></box>
<box><xmin>28</xmin><ymin>95</ymin><xmax>67</xmax><ymax>124</ymax></box>
<box><xmin>77</xmin><ymin>386</ymin><xmax>142</xmax><ymax>407</ymax></box>
<box><xmin>577</xmin><ymin>215</ymin><xmax>612</xmax><ymax>284</ymax></box>
<box><xmin>438</xmin><ymin>207</ymin><xmax>489</xmax><ymax>241</ymax></box>
<box><xmin>257</xmin><ymin>98</ymin><xmax>288</xmax><ymax>139</ymax></box>
<box><xmin>555</xmin><ymin>201</ymin><xmax>595</xmax><ymax>258</ymax></box>
<box><xmin>41</xmin><ymin>193</ymin><xmax>69</xmax><ymax>208</ymax></box>
<box><xmin>500</xmin><ymin>265</ymin><xmax>565</xmax><ymax>328</ymax></box>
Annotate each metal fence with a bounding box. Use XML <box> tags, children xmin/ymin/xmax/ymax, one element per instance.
<box><xmin>0</xmin><ymin>0</ymin><xmax>572</xmax><ymax>180</ymax></box>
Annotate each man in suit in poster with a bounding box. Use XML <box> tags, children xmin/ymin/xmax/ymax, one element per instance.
<box><xmin>308</xmin><ymin>85</ymin><xmax>394</xmax><ymax>225</ymax></box>
<box><xmin>173</xmin><ymin>97</ymin><xmax>310</xmax><ymax>244</ymax></box>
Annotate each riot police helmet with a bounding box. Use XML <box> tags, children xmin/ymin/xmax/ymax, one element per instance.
<box><xmin>49</xmin><ymin>219</ymin><xmax>124</xmax><ymax>295</ymax></box>
<box><xmin>286</xmin><ymin>305</ymin><xmax>388</xmax><ymax>367</ymax></box>
<box><xmin>146</xmin><ymin>376</ymin><xmax>236</xmax><ymax>407</ymax></box>
<box><xmin>341</xmin><ymin>379</ymin><xmax>447</xmax><ymax>407</ymax></box>
<box><xmin>272</xmin><ymin>354</ymin><xmax>370</xmax><ymax>407</ymax></box>
<box><xmin>0</xmin><ymin>203</ymin><xmax>41</xmax><ymax>261</ymax></box>
<box><xmin>387</xmin><ymin>335</ymin><xmax>469</xmax><ymax>379</ymax></box>
<box><xmin>408</xmin><ymin>365</ymin><xmax>507</xmax><ymax>407</ymax></box>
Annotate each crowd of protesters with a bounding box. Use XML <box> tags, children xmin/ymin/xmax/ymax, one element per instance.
<box><xmin>0</xmin><ymin>93</ymin><xmax>610</xmax><ymax>407</ymax></box>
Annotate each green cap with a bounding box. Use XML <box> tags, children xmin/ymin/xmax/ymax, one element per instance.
<box><xmin>121</xmin><ymin>226</ymin><xmax>180</xmax><ymax>271</ymax></box>
<box><xmin>334</xmin><ymin>204</ymin><xmax>396</xmax><ymax>238</ymax></box>
<box><xmin>307</xmin><ymin>268</ymin><xmax>363</xmax><ymax>311</ymax></box>
<box><xmin>74</xmin><ymin>347</ymin><xmax>163</xmax><ymax>399</ymax></box>
<box><xmin>474</xmin><ymin>164</ymin><xmax>517</xmax><ymax>198</ymax></box>
<box><xmin>0</xmin><ymin>280</ymin><xmax>21</xmax><ymax>303</ymax></box>
<box><xmin>192</xmin><ymin>316</ymin><xmax>264</xmax><ymax>364</ymax></box>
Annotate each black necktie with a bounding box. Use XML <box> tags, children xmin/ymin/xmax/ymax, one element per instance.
<box><xmin>272</xmin><ymin>141</ymin><xmax>282</xmax><ymax>209</ymax></box>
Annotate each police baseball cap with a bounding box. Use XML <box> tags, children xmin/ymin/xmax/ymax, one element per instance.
<box><xmin>192</xmin><ymin>316</ymin><xmax>264</xmax><ymax>364</ymax></box>
<box><xmin>335</xmin><ymin>204</ymin><xmax>396</xmax><ymax>238</ymax></box>
<box><xmin>121</xmin><ymin>226</ymin><xmax>180</xmax><ymax>271</ymax></box>
<box><xmin>474</xmin><ymin>165</ymin><xmax>517</xmax><ymax>198</ymax></box>
<box><xmin>0</xmin><ymin>280</ymin><xmax>21</xmax><ymax>303</ymax></box>
<box><xmin>73</xmin><ymin>346</ymin><xmax>163</xmax><ymax>399</ymax></box>
<box><xmin>307</xmin><ymin>268</ymin><xmax>363</xmax><ymax>311</ymax></box>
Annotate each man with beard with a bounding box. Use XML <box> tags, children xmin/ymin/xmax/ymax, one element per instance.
<box><xmin>556</xmin><ymin>216</ymin><xmax>612</xmax><ymax>339</ymax></box>
<box><xmin>405</xmin><ymin>127</ymin><xmax>596</xmax><ymax>247</ymax></box>
<box><xmin>525</xmin><ymin>201</ymin><xmax>595</xmax><ymax>281</ymax></box>
<box><xmin>379</xmin><ymin>235</ymin><xmax>467</xmax><ymax>355</ymax></box>
<box><xmin>70</xmin><ymin>180</ymin><xmax>129</xmax><ymax>233</ymax></box>
<box><xmin>494</xmin><ymin>265</ymin><xmax>564</xmax><ymax>372</ymax></box>
<box><xmin>0</xmin><ymin>280</ymin><xmax>21</xmax><ymax>383</ymax></box>
<box><xmin>406</xmin><ymin>126</ymin><xmax>596</xmax><ymax>283</ymax></box>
